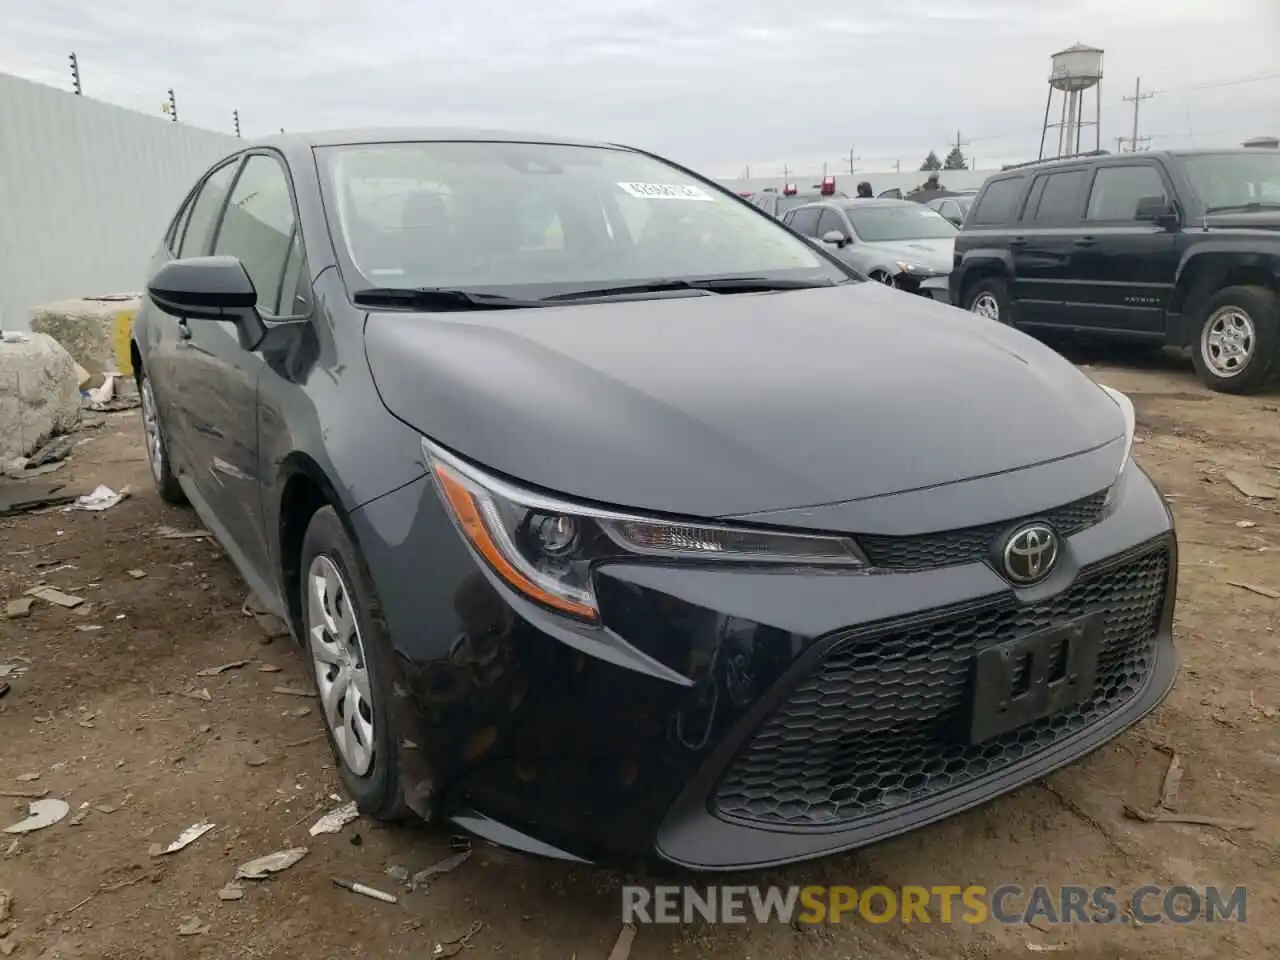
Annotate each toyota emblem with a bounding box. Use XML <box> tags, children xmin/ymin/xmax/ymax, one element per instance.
<box><xmin>1001</xmin><ymin>523</ymin><xmax>1059</xmax><ymax>585</ymax></box>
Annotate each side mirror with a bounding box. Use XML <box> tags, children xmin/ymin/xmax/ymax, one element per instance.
<box><xmin>148</xmin><ymin>256</ymin><xmax>266</xmax><ymax>351</ymax></box>
<box><xmin>1135</xmin><ymin>196</ymin><xmax>1179</xmax><ymax>227</ymax></box>
<box><xmin>821</xmin><ymin>230</ymin><xmax>848</xmax><ymax>247</ymax></box>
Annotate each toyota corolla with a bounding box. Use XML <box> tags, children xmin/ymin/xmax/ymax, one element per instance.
<box><xmin>131</xmin><ymin>128</ymin><xmax>1178</xmax><ymax>871</ymax></box>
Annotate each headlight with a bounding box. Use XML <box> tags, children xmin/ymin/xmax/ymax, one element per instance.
<box><xmin>1097</xmin><ymin>384</ymin><xmax>1136</xmax><ymax>511</ymax></box>
<box><xmin>422</xmin><ymin>439</ymin><xmax>866</xmax><ymax>623</ymax></box>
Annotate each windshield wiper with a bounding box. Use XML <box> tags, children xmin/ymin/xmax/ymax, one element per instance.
<box><xmin>540</xmin><ymin>276</ymin><xmax>840</xmax><ymax>302</ymax></box>
<box><xmin>1204</xmin><ymin>201</ymin><xmax>1280</xmax><ymax>214</ymax></box>
<box><xmin>352</xmin><ymin>287</ymin><xmax>544</xmax><ymax>310</ymax></box>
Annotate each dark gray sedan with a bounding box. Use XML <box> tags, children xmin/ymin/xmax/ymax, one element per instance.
<box><xmin>131</xmin><ymin>128</ymin><xmax>1177</xmax><ymax>871</ymax></box>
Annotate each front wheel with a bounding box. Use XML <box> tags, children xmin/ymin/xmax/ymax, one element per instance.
<box><xmin>300</xmin><ymin>506</ymin><xmax>408</xmax><ymax>821</ymax></box>
<box><xmin>137</xmin><ymin>368</ymin><xmax>186</xmax><ymax>505</ymax></box>
<box><xmin>1190</xmin><ymin>285</ymin><xmax>1279</xmax><ymax>395</ymax></box>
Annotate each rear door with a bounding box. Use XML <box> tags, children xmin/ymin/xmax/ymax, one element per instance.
<box><xmin>1009</xmin><ymin>166</ymin><xmax>1090</xmax><ymax>327</ymax></box>
<box><xmin>1065</xmin><ymin>161</ymin><xmax>1180</xmax><ymax>335</ymax></box>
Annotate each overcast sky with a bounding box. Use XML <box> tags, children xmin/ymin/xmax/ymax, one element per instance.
<box><xmin>1</xmin><ymin>0</ymin><xmax>1277</xmax><ymax>176</ymax></box>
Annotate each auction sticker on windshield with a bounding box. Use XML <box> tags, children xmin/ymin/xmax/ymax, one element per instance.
<box><xmin>617</xmin><ymin>182</ymin><xmax>716</xmax><ymax>201</ymax></box>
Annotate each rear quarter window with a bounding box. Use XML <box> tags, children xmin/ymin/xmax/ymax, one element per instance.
<box><xmin>968</xmin><ymin>177</ymin><xmax>1026</xmax><ymax>226</ymax></box>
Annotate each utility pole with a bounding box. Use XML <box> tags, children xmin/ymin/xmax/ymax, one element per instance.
<box><xmin>1122</xmin><ymin>78</ymin><xmax>1155</xmax><ymax>152</ymax></box>
<box><xmin>782</xmin><ymin>163</ymin><xmax>789</xmax><ymax>184</ymax></box>
<box><xmin>952</xmin><ymin>129</ymin><xmax>970</xmax><ymax>166</ymax></box>
<box><xmin>894</xmin><ymin>159</ymin><xmax>900</xmax><ymax>173</ymax></box>
<box><xmin>847</xmin><ymin>147</ymin><xmax>860</xmax><ymax>174</ymax></box>
<box><xmin>233</xmin><ymin>110</ymin><xmax>241</xmax><ymax>138</ymax></box>
<box><xmin>162</xmin><ymin>88</ymin><xmax>178</xmax><ymax>122</ymax></box>
<box><xmin>68</xmin><ymin>53</ymin><xmax>81</xmax><ymax>95</ymax></box>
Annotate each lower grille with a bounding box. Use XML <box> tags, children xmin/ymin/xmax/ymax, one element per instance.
<box><xmin>857</xmin><ymin>490</ymin><xmax>1109</xmax><ymax>571</ymax></box>
<box><xmin>713</xmin><ymin>545</ymin><xmax>1169</xmax><ymax>828</ymax></box>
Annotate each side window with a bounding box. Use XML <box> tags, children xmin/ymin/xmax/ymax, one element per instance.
<box><xmin>179</xmin><ymin>160</ymin><xmax>239</xmax><ymax>257</ymax></box>
<box><xmin>941</xmin><ymin>200</ymin><xmax>960</xmax><ymax>221</ymax></box>
<box><xmin>212</xmin><ymin>154</ymin><xmax>299</xmax><ymax>316</ymax></box>
<box><xmin>166</xmin><ymin>191</ymin><xmax>196</xmax><ymax>253</ymax></box>
<box><xmin>1086</xmin><ymin>165</ymin><xmax>1168</xmax><ymax>222</ymax></box>
<box><xmin>1030</xmin><ymin>170</ymin><xmax>1088</xmax><ymax>223</ymax></box>
<box><xmin>816</xmin><ymin>209</ymin><xmax>846</xmax><ymax>238</ymax></box>
<box><xmin>969</xmin><ymin>177</ymin><xmax>1026</xmax><ymax>226</ymax></box>
<box><xmin>789</xmin><ymin>207</ymin><xmax>822</xmax><ymax>237</ymax></box>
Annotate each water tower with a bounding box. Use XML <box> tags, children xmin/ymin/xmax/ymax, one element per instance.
<box><xmin>1038</xmin><ymin>43</ymin><xmax>1104</xmax><ymax>160</ymax></box>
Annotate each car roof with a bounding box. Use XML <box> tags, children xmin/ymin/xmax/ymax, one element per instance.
<box><xmin>249</xmin><ymin>127</ymin><xmax>620</xmax><ymax>151</ymax></box>
<box><xmin>992</xmin><ymin>147</ymin><xmax>1271</xmax><ymax>179</ymax></box>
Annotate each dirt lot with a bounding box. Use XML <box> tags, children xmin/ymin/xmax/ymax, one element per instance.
<box><xmin>1</xmin><ymin>352</ymin><xmax>1278</xmax><ymax>960</ymax></box>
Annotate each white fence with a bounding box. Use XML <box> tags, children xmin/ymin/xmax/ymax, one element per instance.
<box><xmin>0</xmin><ymin>72</ymin><xmax>240</xmax><ymax>330</ymax></box>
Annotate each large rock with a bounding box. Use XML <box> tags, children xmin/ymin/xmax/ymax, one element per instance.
<box><xmin>0</xmin><ymin>333</ymin><xmax>82</xmax><ymax>463</ymax></box>
<box><xmin>29</xmin><ymin>295</ymin><xmax>141</xmax><ymax>378</ymax></box>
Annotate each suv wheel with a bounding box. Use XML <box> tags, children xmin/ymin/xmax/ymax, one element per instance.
<box><xmin>1191</xmin><ymin>285</ymin><xmax>1278</xmax><ymax>395</ymax></box>
<box><xmin>137</xmin><ymin>368</ymin><xmax>186</xmax><ymax>505</ymax></box>
<box><xmin>964</xmin><ymin>277</ymin><xmax>1015</xmax><ymax>325</ymax></box>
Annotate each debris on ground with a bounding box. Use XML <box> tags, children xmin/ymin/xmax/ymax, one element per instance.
<box><xmin>195</xmin><ymin>659</ymin><xmax>251</xmax><ymax>678</ymax></box>
<box><xmin>283</xmin><ymin>706</ymin><xmax>312</xmax><ymax>718</ymax></box>
<box><xmin>0</xmin><ymin>479</ymin><xmax>79</xmax><ymax>517</ymax></box>
<box><xmin>385</xmin><ymin>864</ymin><xmax>410</xmax><ymax>883</ymax></box>
<box><xmin>0</xmin><ymin>789</ymin><xmax>49</xmax><ymax>800</ymax></box>
<box><xmin>607</xmin><ymin>923</ymin><xmax>637</xmax><ymax>960</ymax></box>
<box><xmin>257</xmin><ymin>663</ymin><xmax>282</xmax><ymax>673</ymax></box>
<box><xmin>1226</xmin><ymin>581</ymin><xmax>1280</xmax><ymax>600</ymax></box>
<box><xmin>176</xmin><ymin>916</ymin><xmax>209</xmax><ymax>937</ymax></box>
<box><xmin>158</xmin><ymin>821</ymin><xmax>215</xmax><ymax>855</ymax></box>
<box><xmin>156</xmin><ymin>525</ymin><xmax>210</xmax><ymax>540</ymax></box>
<box><xmin>24</xmin><ymin>436</ymin><xmax>75</xmax><ymax>470</ymax></box>
<box><xmin>0</xmin><ymin>888</ymin><xmax>12</xmax><ymax>922</ymax></box>
<box><xmin>1223</xmin><ymin>471</ymin><xmax>1278</xmax><ymax>500</ymax></box>
<box><xmin>235</xmin><ymin>847</ymin><xmax>308</xmax><ymax>880</ymax></box>
<box><xmin>182</xmin><ymin>688</ymin><xmax>213</xmax><ymax>702</ymax></box>
<box><xmin>410</xmin><ymin>849</ymin><xmax>472</xmax><ymax>889</ymax></box>
<box><xmin>24</xmin><ymin>586</ymin><xmax>83</xmax><ymax>608</ymax></box>
<box><xmin>3</xmin><ymin>598</ymin><xmax>33</xmax><ymax>619</ymax></box>
<box><xmin>66</xmin><ymin>484</ymin><xmax>129</xmax><ymax>511</ymax></box>
<box><xmin>432</xmin><ymin>920</ymin><xmax>484</xmax><ymax>958</ymax></box>
<box><xmin>331</xmin><ymin>877</ymin><xmax>398</xmax><ymax>904</ymax></box>
<box><xmin>126</xmin><ymin>569</ymin><xmax>146</xmax><ymax>579</ymax></box>
<box><xmin>1235</xmin><ymin>520</ymin><xmax>1258</xmax><ymax>529</ymax></box>
<box><xmin>1123</xmin><ymin>748</ymin><xmax>1254</xmax><ymax>833</ymax></box>
<box><xmin>272</xmin><ymin>685</ymin><xmax>316</xmax><ymax>698</ymax></box>
<box><xmin>218</xmin><ymin>881</ymin><xmax>244</xmax><ymax>902</ymax></box>
<box><xmin>3</xmin><ymin>798</ymin><xmax>70</xmax><ymax>834</ymax></box>
<box><xmin>309</xmin><ymin>801</ymin><xmax>359</xmax><ymax>837</ymax></box>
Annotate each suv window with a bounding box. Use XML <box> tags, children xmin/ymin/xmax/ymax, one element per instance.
<box><xmin>212</xmin><ymin>154</ymin><xmax>299</xmax><ymax>316</ymax></box>
<box><xmin>1086</xmin><ymin>165</ymin><xmax>1167</xmax><ymax>221</ymax></box>
<box><xmin>788</xmin><ymin>207</ymin><xmax>822</xmax><ymax>236</ymax></box>
<box><xmin>1028</xmin><ymin>169</ymin><xmax>1088</xmax><ymax>223</ymax></box>
<box><xmin>816</xmin><ymin>208</ymin><xmax>846</xmax><ymax>239</ymax></box>
<box><xmin>179</xmin><ymin>160</ymin><xmax>239</xmax><ymax>257</ymax></box>
<box><xmin>969</xmin><ymin>177</ymin><xmax>1025</xmax><ymax>225</ymax></box>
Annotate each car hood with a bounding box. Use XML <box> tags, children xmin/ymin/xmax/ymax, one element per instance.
<box><xmin>1203</xmin><ymin>210</ymin><xmax>1280</xmax><ymax>231</ymax></box>
<box><xmin>363</xmin><ymin>283</ymin><xmax>1124</xmax><ymax>522</ymax></box>
<box><xmin>860</xmin><ymin>238</ymin><xmax>955</xmax><ymax>273</ymax></box>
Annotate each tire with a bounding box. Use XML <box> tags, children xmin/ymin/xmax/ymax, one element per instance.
<box><xmin>1190</xmin><ymin>285</ymin><xmax>1279</xmax><ymax>395</ymax></box>
<box><xmin>299</xmin><ymin>506</ymin><xmax>408</xmax><ymax>821</ymax></box>
<box><xmin>137</xmin><ymin>367</ymin><xmax>186</xmax><ymax>505</ymax></box>
<box><xmin>869</xmin><ymin>270</ymin><xmax>895</xmax><ymax>286</ymax></box>
<box><xmin>964</xmin><ymin>276</ymin><xmax>1016</xmax><ymax>326</ymax></box>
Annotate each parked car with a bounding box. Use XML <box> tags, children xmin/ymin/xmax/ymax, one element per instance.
<box><xmin>783</xmin><ymin>197</ymin><xmax>958</xmax><ymax>295</ymax></box>
<box><xmin>751</xmin><ymin>176</ymin><xmax>847</xmax><ymax>217</ymax></box>
<box><xmin>950</xmin><ymin>149</ymin><xmax>1280</xmax><ymax>393</ymax></box>
<box><xmin>925</xmin><ymin>193</ymin><xmax>974</xmax><ymax>226</ymax></box>
<box><xmin>132</xmin><ymin>128</ymin><xmax>1176</xmax><ymax>871</ymax></box>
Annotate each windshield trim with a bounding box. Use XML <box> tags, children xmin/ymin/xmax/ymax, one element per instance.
<box><xmin>314</xmin><ymin>139</ymin><xmax>860</xmax><ymax>306</ymax></box>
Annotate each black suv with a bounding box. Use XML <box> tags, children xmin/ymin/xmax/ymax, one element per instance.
<box><xmin>949</xmin><ymin>149</ymin><xmax>1280</xmax><ymax>394</ymax></box>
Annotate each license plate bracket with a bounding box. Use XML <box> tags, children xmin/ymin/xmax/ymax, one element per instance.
<box><xmin>968</xmin><ymin>614</ymin><xmax>1103</xmax><ymax>745</ymax></box>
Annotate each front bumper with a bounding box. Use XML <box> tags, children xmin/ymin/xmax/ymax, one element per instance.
<box><xmin>350</xmin><ymin>458</ymin><xmax>1177</xmax><ymax>871</ymax></box>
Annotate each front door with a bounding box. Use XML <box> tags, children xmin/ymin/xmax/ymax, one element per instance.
<box><xmin>1064</xmin><ymin>162</ymin><xmax>1180</xmax><ymax>335</ymax></box>
<box><xmin>180</xmin><ymin>152</ymin><xmax>303</xmax><ymax>586</ymax></box>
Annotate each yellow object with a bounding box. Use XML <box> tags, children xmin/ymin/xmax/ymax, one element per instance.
<box><xmin>112</xmin><ymin>310</ymin><xmax>135</xmax><ymax>377</ymax></box>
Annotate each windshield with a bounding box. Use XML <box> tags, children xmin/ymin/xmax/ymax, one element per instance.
<box><xmin>1179</xmin><ymin>153</ymin><xmax>1280</xmax><ymax>210</ymax></box>
<box><xmin>844</xmin><ymin>204</ymin><xmax>959</xmax><ymax>242</ymax></box>
<box><xmin>316</xmin><ymin>141</ymin><xmax>849</xmax><ymax>296</ymax></box>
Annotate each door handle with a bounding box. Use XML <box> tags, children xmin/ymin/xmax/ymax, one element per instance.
<box><xmin>1073</xmin><ymin>237</ymin><xmax>1097</xmax><ymax>247</ymax></box>
<box><xmin>177</xmin><ymin>319</ymin><xmax>192</xmax><ymax>341</ymax></box>
<box><xmin>1008</xmin><ymin>237</ymin><xmax>1027</xmax><ymax>247</ymax></box>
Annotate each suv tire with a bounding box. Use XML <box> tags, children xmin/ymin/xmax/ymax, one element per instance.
<box><xmin>1190</xmin><ymin>285</ymin><xmax>1278</xmax><ymax>395</ymax></box>
<box><xmin>963</xmin><ymin>276</ymin><xmax>1015</xmax><ymax>326</ymax></box>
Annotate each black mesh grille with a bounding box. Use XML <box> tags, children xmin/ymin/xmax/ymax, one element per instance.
<box><xmin>712</xmin><ymin>546</ymin><xmax>1169</xmax><ymax>828</ymax></box>
<box><xmin>857</xmin><ymin>490</ymin><xmax>1109</xmax><ymax>571</ymax></box>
